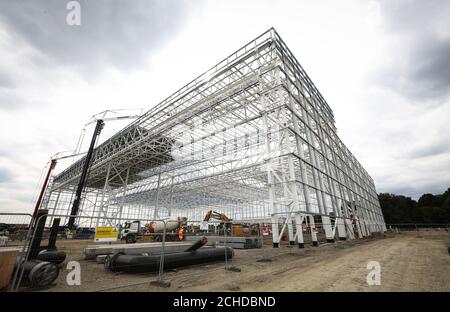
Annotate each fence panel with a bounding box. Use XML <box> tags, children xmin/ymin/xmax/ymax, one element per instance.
<box><xmin>0</xmin><ymin>213</ymin><xmax>33</xmax><ymax>245</ymax></box>
<box><xmin>3</xmin><ymin>212</ymin><xmax>411</xmax><ymax>292</ymax></box>
<box><xmin>386</xmin><ymin>223</ymin><xmax>449</xmax><ymax>233</ymax></box>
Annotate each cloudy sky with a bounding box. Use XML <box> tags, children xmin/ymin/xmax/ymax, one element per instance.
<box><xmin>0</xmin><ymin>0</ymin><xmax>449</xmax><ymax>214</ymax></box>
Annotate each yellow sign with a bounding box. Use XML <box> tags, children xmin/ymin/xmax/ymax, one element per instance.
<box><xmin>95</xmin><ymin>226</ymin><xmax>118</xmax><ymax>242</ymax></box>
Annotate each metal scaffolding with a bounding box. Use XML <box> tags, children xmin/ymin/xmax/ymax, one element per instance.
<box><xmin>43</xmin><ymin>28</ymin><xmax>386</xmax><ymax>245</ymax></box>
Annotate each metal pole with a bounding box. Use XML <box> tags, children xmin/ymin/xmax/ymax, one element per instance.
<box><xmin>96</xmin><ymin>163</ymin><xmax>111</xmax><ymax>227</ymax></box>
<box><xmin>89</xmin><ymin>192</ymin><xmax>100</xmax><ymax>228</ymax></box>
<box><xmin>153</xmin><ymin>170</ymin><xmax>162</xmax><ymax>220</ymax></box>
<box><xmin>48</xmin><ymin>190</ymin><xmax>61</xmax><ymax>227</ymax></box>
<box><xmin>150</xmin><ymin>220</ymin><xmax>170</xmax><ymax>288</ymax></box>
<box><xmin>158</xmin><ymin>220</ymin><xmax>166</xmax><ymax>281</ymax></box>
<box><xmin>118</xmin><ymin>167</ymin><xmax>130</xmax><ymax>224</ymax></box>
<box><xmin>257</xmin><ymin>222</ymin><xmax>271</xmax><ymax>262</ymax></box>
<box><xmin>68</xmin><ymin>119</ymin><xmax>104</xmax><ymax>228</ymax></box>
<box><xmin>33</xmin><ymin>160</ymin><xmax>56</xmax><ymax>220</ymax></box>
<box><xmin>224</xmin><ymin>221</ymin><xmax>228</xmax><ymax>269</ymax></box>
<box><xmin>168</xmin><ymin>176</ymin><xmax>174</xmax><ymax>217</ymax></box>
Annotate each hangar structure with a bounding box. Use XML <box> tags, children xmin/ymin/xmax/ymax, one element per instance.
<box><xmin>43</xmin><ymin>28</ymin><xmax>386</xmax><ymax>246</ymax></box>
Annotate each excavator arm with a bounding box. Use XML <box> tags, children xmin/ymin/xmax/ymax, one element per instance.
<box><xmin>203</xmin><ymin>210</ymin><xmax>231</xmax><ymax>222</ymax></box>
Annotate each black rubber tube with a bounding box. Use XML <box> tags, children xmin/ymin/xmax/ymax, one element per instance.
<box><xmin>184</xmin><ymin>236</ymin><xmax>208</xmax><ymax>252</ymax></box>
<box><xmin>106</xmin><ymin>247</ymin><xmax>234</xmax><ymax>273</ymax></box>
<box><xmin>20</xmin><ymin>260</ymin><xmax>59</xmax><ymax>288</ymax></box>
<box><xmin>36</xmin><ymin>250</ymin><xmax>66</xmax><ymax>264</ymax></box>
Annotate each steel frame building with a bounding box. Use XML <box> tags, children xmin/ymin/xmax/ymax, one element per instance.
<box><xmin>43</xmin><ymin>28</ymin><xmax>386</xmax><ymax>246</ymax></box>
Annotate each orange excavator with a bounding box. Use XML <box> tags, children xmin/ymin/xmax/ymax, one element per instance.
<box><xmin>203</xmin><ymin>211</ymin><xmax>258</xmax><ymax>236</ymax></box>
<box><xmin>203</xmin><ymin>210</ymin><xmax>232</xmax><ymax>223</ymax></box>
<box><xmin>203</xmin><ymin>210</ymin><xmax>232</xmax><ymax>235</ymax></box>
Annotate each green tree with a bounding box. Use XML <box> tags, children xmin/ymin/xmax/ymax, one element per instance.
<box><xmin>378</xmin><ymin>187</ymin><xmax>450</xmax><ymax>224</ymax></box>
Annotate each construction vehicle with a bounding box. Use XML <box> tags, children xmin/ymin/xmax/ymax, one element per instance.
<box><xmin>119</xmin><ymin>217</ymin><xmax>187</xmax><ymax>243</ymax></box>
<box><xmin>202</xmin><ymin>210</ymin><xmax>259</xmax><ymax>236</ymax></box>
<box><xmin>68</xmin><ymin>109</ymin><xmax>142</xmax><ymax>228</ymax></box>
<box><xmin>119</xmin><ymin>221</ymin><xmax>145</xmax><ymax>243</ymax></box>
<box><xmin>203</xmin><ymin>210</ymin><xmax>232</xmax><ymax>223</ymax></box>
<box><xmin>203</xmin><ymin>210</ymin><xmax>233</xmax><ymax>234</ymax></box>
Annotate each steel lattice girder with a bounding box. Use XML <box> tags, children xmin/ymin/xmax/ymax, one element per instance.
<box><xmin>47</xmin><ymin>28</ymin><xmax>385</xmax><ymax>230</ymax></box>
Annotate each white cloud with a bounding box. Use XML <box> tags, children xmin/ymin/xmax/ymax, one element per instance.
<box><xmin>0</xmin><ymin>0</ymin><xmax>449</xmax><ymax>215</ymax></box>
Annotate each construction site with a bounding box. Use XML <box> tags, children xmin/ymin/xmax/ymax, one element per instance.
<box><xmin>0</xmin><ymin>28</ymin><xmax>449</xmax><ymax>292</ymax></box>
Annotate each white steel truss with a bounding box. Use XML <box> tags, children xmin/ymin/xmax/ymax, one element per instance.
<box><xmin>44</xmin><ymin>28</ymin><xmax>386</xmax><ymax>246</ymax></box>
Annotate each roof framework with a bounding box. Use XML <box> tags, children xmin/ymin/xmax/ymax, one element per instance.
<box><xmin>44</xmin><ymin>28</ymin><xmax>386</xmax><ymax>238</ymax></box>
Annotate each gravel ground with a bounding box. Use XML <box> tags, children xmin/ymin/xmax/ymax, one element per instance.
<box><xmin>35</xmin><ymin>230</ymin><xmax>450</xmax><ymax>292</ymax></box>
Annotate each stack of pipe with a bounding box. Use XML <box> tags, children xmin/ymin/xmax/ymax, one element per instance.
<box><xmin>105</xmin><ymin>236</ymin><xmax>233</xmax><ymax>273</ymax></box>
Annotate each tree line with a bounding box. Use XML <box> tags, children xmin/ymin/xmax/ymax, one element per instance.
<box><xmin>378</xmin><ymin>188</ymin><xmax>450</xmax><ymax>224</ymax></box>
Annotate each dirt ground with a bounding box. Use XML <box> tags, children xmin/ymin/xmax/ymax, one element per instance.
<box><xmin>40</xmin><ymin>230</ymin><xmax>449</xmax><ymax>292</ymax></box>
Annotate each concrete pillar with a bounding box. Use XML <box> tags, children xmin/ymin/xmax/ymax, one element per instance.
<box><xmin>271</xmin><ymin>215</ymin><xmax>280</xmax><ymax>248</ymax></box>
<box><xmin>321</xmin><ymin>215</ymin><xmax>335</xmax><ymax>242</ymax></box>
<box><xmin>345</xmin><ymin>218</ymin><xmax>356</xmax><ymax>240</ymax></box>
<box><xmin>336</xmin><ymin>217</ymin><xmax>347</xmax><ymax>240</ymax></box>
<box><xmin>287</xmin><ymin>218</ymin><xmax>295</xmax><ymax>245</ymax></box>
<box><xmin>309</xmin><ymin>215</ymin><xmax>318</xmax><ymax>246</ymax></box>
<box><xmin>295</xmin><ymin>214</ymin><xmax>305</xmax><ymax>248</ymax></box>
